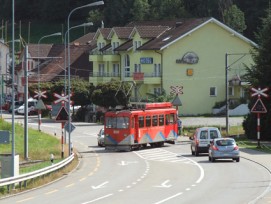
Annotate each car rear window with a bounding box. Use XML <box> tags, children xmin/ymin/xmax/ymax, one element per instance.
<box><xmin>200</xmin><ymin>130</ymin><xmax>208</xmax><ymax>139</ymax></box>
<box><xmin>210</xmin><ymin>130</ymin><xmax>219</xmax><ymax>139</ymax></box>
<box><xmin>216</xmin><ymin>139</ymin><xmax>235</xmax><ymax>146</ymax></box>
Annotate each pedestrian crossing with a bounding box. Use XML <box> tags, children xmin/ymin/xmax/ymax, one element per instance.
<box><xmin>134</xmin><ymin>148</ymin><xmax>196</xmax><ymax>165</ymax></box>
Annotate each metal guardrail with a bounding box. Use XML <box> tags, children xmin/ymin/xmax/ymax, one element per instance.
<box><xmin>0</xmin><ymin>153</ymin><xmax>74</xmax><ymax>190</ymax></box>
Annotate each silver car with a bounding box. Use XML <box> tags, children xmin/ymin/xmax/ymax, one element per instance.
<box><xmin>97</xmin><ymin>128</ymin><xmax>105</xmax><ymax>147</ymax></box>
<box><xmin>208</xmin><ymin>138</ymin><xmax>240</xmax><ymax>162</ymax></box>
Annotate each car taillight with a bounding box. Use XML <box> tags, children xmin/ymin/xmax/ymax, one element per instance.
<box><xmin>212</xmin><ymin>146</ymin><xmax>219</xmax><ymax>151</ymax></box>
<box><xmin>234</xmin><ymin>146</ymin><xmax>239</xmax><ymax>150</ymax></box>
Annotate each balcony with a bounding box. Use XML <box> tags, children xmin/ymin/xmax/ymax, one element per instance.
<box><xmin>90</xmin><ymin>72</ymin><xmax>121</xmax><ymax>85</ymax></box>
<box><xmin>89</xmin><ymin>50</ymin><xmax>120</xmax><ymax>62</ymax></box>
<box><xmin>89</xmin><ymin>54</ymin><xmax>103</xmax><ymax>62</ymax></box>
<box><xmin>89</xmin><ymin>71</ymin><xmax>162</xmax><ymax>85</ymax></box>
<box><xmin>132</xmin><ymin>72</ymin><xmax>161</xmax><ymax>84</ymax></box>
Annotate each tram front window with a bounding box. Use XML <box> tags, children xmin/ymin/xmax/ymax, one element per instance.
<box><xmin>117</xmin><ymin>117</ymin><xmax>129</xmax><ymax>129</ymax></box>
<box><xmin>106</xmin><ymin>117</ymin><xmax>116</xmax><ymax>128</ymax></box>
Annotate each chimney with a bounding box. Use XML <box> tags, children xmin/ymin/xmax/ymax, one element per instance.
<box><xmin>101</xmin><ymin>21</ymin><xmax>104</xmax><ymax>28</ymax></box>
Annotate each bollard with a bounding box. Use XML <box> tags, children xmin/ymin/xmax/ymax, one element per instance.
<box><xmin>50</xmin><ymin>153</ymin><xmax>54</xmax><ymax>165</ymax></box>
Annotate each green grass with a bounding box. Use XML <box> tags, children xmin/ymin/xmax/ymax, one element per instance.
<box><xmin>0</xmin><ymin>118</ymin><xmax>65</xmax><ymax>164</ymax></box>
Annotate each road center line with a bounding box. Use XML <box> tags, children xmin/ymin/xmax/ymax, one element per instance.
<box><xmin>81</xmin><ymin>193</ymin><xmax>113</xmax><ymax>204</ymax></box>
<box><xmin>16</xmin><ymin>197</ymin><xmax>34</xmax><ymax>203</ymax></box>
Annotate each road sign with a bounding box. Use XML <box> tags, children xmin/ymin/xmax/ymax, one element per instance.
<box><xmin>251</xmin><ymin>98</ymin><xmax>267</xmax><ymax>113</ymax></box>
<box><xmin>170</xmin><ymin>85</ymin><xmax>183</xmax><ymax>95</ymax></box>
<box><xmin>251</xmin><ymin>87</ymin><xmax>269</xmax><ymax>98</ymax></box>
<box><xmin>55</xmin><ymin>106</ymin><xmax>69</xmax><ymax>122</ymax></box>
<box><xmin>172</xmin><ymin>95</ymin><xmax>182</xmax><ymax>106</ymax></box>
<box><xmin>65</xmin><ymin>122</ymin><xmax>76</xmax><ymax>133</ymax></box>
<box><xmin>34</xmin><ymin>90</ymin><xmax>47</xmax><ymax>99</ymax></box>
<box><xmin>53</xmin><ymin>92</ymin><xmax>69</xmax><ymax>104</ymax></box>
<box><xmin>35</xmin><ymin>99</ymin><xmax>46</xmax><ymax>110</ymax></box>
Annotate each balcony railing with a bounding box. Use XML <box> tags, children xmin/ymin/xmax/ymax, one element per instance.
<box><xmin>90</xmin><ymin>72</ymin><xmax>121</xmax><ymax>77</ymax></box>
<box><xmin>90</xmin><ymin>72</ymin><xmax>161</xmax><ymax>78</ymax></box>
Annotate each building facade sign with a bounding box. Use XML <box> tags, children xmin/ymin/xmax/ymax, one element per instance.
<box><xmin>176</xmin><ymin>52</ymin><xmax>199</xmax><ymax>64</ymax></box>
<box><xmin>140</xmin><ymin>57</ymin><xmax>153</xmax><ymax>64</ymax></box>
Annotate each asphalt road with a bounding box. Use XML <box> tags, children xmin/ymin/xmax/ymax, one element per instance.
<box><xmin>1</xmin><ymin>114</ymin><xmax>269</xmax><ymax>204</ymax></box>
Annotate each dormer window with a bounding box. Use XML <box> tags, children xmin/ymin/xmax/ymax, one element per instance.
<box><xmin>112</xmin><ymin>42</ymin><xmax>119</xmax><ymax>53</ymax></box>
<box><xmin>134</xmin><ymin>41</ymin><xmax>141</xmax><ymax>51</ymax></box>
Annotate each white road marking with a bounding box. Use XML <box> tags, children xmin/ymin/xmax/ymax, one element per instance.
<box><xmin>154</xmin><ymin>180</ymin><xmax>172</xmax><ymax>188</ymax></box>
<box><xmin>81</xmin><ymin>194</ymin><xmax>113</xmax><ymax>204</ymax></box>
<box><xmin>91</xmin><ymin>181</ymin><xmax>108</xmax><ymax>189</ymax></box>
<box><xmin>16</xmin><ymin>197</ymin><xmax>34</xmax><ymax>203</ymax></box>
<box><xmin>154</xmin><ymin>192</ymin><xmax>183</xmax><ymax>204</ymax></box>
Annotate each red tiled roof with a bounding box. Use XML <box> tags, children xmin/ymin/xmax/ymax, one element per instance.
<box><xmin>72</xmin><ymin>32</ymin><xmax>96</xmax><ymax>45</ymax></box>
<box><xmin>28</xmin><ymin>44</ymin><xmax>94</xmax><ymax>82</ymax></box>
<box><xmin>27</xmin><ymin>44</ymin><xmax>53</xmax><ymax>58</ymax></box>
<box><xmin>138</xmin><ymin>18</ymin><xmax>211</xmax><ymax>50</ymax></box>
<box><xmin>132</xmin><ymin>26</ymin><xmax>170</xmax><ymax>38</ymax></box>
<box><xmin>111</xmin><ymin>27</ymin><xmax>134</xmax><ymax>39</ymax></box>
<box><xmin>114</xmin><ymin>39</ymin><xmax>133</xmax><ymax>51</ymax></box>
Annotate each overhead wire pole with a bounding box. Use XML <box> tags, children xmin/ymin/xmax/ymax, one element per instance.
<box><xmin>225</xmin><ymin>52</ymin><xmax>250</xmax><ymax>136</ymax></box>
<box><xmin>67</xmin><ymin>1</ymin><xmax>104</xmax><ymax>156</ymax></box>
<box><xmin>11</xmin><ymin>0</ymin><xmax>15</xmax><ymax>177</ymax></box>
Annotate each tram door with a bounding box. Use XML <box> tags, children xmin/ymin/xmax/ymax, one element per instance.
<box><xmin>134</xmin><ymin>115</ymin><xmax>139</xmax><ymax>143</ymax></box>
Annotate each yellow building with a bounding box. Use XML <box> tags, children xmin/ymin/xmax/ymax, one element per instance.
<box><xmin>89</xmin><ymin>17</ymin><xmax>256</xmax><ymax>115</ymax></box>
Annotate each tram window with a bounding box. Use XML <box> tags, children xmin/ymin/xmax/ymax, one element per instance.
<box><xmin>139</xmin><ymin>116</ymin><xmax>144</xmax><ymax>128</ymax></box>
<box><xmin>152</xmin><ymin>115</ymin><xmax>158</xmax><ymax>126</ymax></box>
<box><xmin>166</xmin><ymin>114</ymin><xmax>174</xmax><ymax>124</ymax></box>
<box><xmin>106</xmin><ymin>117</ymin><xmax>117</xmax><ymax>128</ymax></box>
<box><xmin>116</xmin><ymin>117</ymin><xmax>129</xmax><ymax>129</ymax></box>
<box><xmin>146</xmin><ymin>116</ymin><xmax>151</xmax><ymax>127</ymax></box>
<box><xmin>159</xmin><ymin>115</ymin><xmax>164</xmax><ymax>126</ymax></box>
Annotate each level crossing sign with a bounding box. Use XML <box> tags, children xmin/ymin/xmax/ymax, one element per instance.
<box><xmin>251</xmin><ymin>87</ymin><xmax>269</xmax><ymax>98</ymax></box>
<box><xmin>34</xmin><ymin>90</ymin><xmax>47</xmax><ymax>99</ymax></box>
<box><xmin>251</xmin><ymin>98</ymin><xmax>267</xmax><ymax>113</ymax></box>
<box><xmin>55</xmin><ymin>106</ymin><xmax>69</xmax><ymax>122</ymax></box>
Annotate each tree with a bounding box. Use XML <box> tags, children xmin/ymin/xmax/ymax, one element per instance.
<box><xmin>243</xmin><ymin>8</ymin><xmax>271</xmax><ymax>140</ymax></box>
<box><xmin>130</xmin><ymin>0</ymin><xmax>150</xmax><ymax>21</ymax></box>
<box><xmin>223</xmin><ymin>4</ymin><xmax>247</xmax><ymax>33</ymax></box>
<box><xmin>148</xmin><ymin>0</ymin><xmax>188</xmax><ymax>20</ymax></box>
<box><xmin>28</xmin><ymin>78</ymin><xmax>93</xmax><ymax>106</ymax></box>
<box><xmin>91</xmin><ymin>80</ymin><xmax>131</xmax><ymax>108</ymax></box>
<box><xmin>145</xmin><ymin>89</ymin><xmax>174</xmax><ymax>102</ymax></box>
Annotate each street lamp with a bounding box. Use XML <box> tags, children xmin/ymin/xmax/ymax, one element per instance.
<box><xmin>64</xmin><ymin>22</ymin><xmax>93</xmax><ymax>93</ymax></box>
<box><xmin>67</xmin><ymin>1</ymin><xmax>104</xmax><ymax>156</ymax></box>
<box><xmin>38</xmin><ymin>32</ymin><xmax>62</xmax><ymax>95</ymax></box>
<box><xmin>37</xmin><ymin>32</ymin><xmax>61</xmax><ymax>132</ymax></box>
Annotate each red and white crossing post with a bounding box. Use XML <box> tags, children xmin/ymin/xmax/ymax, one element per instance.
<box><xmin>250</xmin><ymin>87</ymin><xmax>268</xmax><ymax>147</ymax></box>
<box><xmin>34</xmin><ymin>90</ymin><xmax>47</xmax><ymax>132</ymax></box>
<box><xmin>53</xmin><ymin>92</ymin><xmax>72</xmax><ymax>158</ymax></box>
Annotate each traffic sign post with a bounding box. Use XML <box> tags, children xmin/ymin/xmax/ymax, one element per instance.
<box><xmin>34</xmin><ymin>90</ymin><xmax>47</xmax><ymax>132</ymax></box>
<box><xmin>250</xmin><ymin>87</ymin><xmax>269</xmax><ymax>148</ymax></box>
<box><xmin>170</xmin><ymin>85</ymin><xmax>183</xmax><ymax>115</ymax></box>
<box><xmin>53</xmin><ymin>92</ymin><xmax>73</xmax><ymax>158</ymax></box>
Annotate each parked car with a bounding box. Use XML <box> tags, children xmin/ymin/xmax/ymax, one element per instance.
<box><xmin>190</xmin><ymin>127</ymin><xmax>222</xmax><ymax>156</ymax></box>
<box><xmin>17</xmin><ymin>98</ymin><xmax>38</xmax><ymax>115</ymax></box>
<box><xmin>208</xmin><ymin>138</ymin><xmax>240</xmax><ymax>162</ymax></box>
<box><xmin>97</xmin><ymin>128</ymin><xmax>105</xmax><ymax>147</ymax></box>
<box><xmin>8</xmin><ymin>101</ymin><xmax>24</xmax><ymax>114</ymax></box>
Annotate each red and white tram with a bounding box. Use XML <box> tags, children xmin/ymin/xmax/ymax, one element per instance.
<box><xmin>104</xmin><ymin>102</ymin><xmax>178</xmax><ymax>151</ymax></box>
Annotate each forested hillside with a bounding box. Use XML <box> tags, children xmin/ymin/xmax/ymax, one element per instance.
<box><xmin>0</xmin><ymin>0</ymin><xmax>270</xmax><ymax>42</ymax></box>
